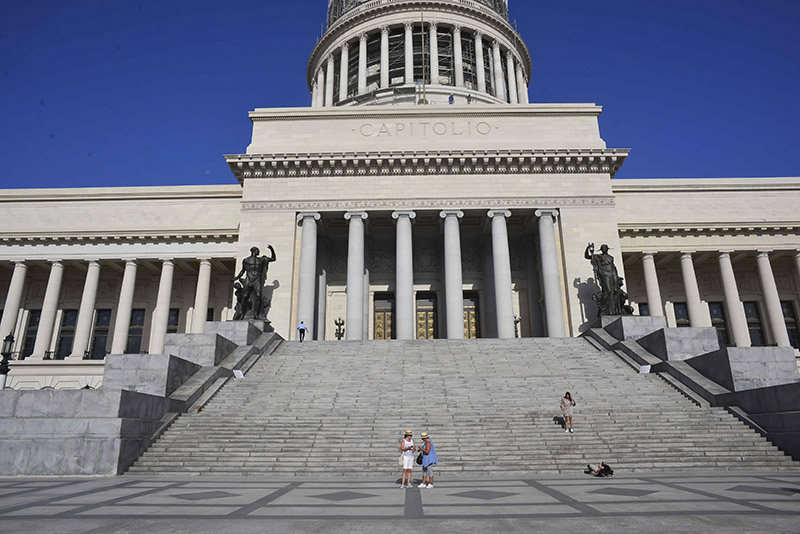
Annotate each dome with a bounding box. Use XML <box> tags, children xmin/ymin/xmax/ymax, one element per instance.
<box><xmin>328</xmin><ymin>0</ymin><xmax>509</xmax><ymax>26</ymax></box>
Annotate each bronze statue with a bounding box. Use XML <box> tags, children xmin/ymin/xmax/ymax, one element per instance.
<box><xmin>585</xmin><ymin>243</ymin><xmax>632</xmax><ymax>317</ymax></box>
<box><xmin>233</xmin><ymin>245</ymin><xmax>276</xmax><ymax>320</ymax></box>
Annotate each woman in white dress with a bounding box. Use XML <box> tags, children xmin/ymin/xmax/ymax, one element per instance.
<box><xmin>400</xmin><ymin>430</ymin><xmax>415</xmax><ymax>488</ymax></box>
<box><xmin>560</xmin><ymin>392</ymin><xmax>576</xmax><ymax>433</ymax></box>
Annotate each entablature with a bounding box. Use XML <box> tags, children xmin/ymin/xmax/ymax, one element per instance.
<box><xmin>225</xmin><ymin>148</ymin><xmax>629</xmax><ymax>183</ymax></box>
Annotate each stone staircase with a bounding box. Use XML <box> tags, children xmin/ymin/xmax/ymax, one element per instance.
<box><xmin>127</xmin><ymin>338</ymin><xmax>798</xmax><ymax>476</ymax></box>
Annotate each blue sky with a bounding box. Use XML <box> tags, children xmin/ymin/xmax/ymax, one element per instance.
<box><xmin>0</xmin><ymin>0</ymin><xmax>798</xmax><ymax>189</ymax></box>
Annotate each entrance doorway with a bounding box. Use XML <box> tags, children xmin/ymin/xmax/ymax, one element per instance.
<box><xmin>464</xmin><ymin>292</ymin><xmax>480</xmax><ymax>339</ymax></box>
<box><xmin>374</xmin><ymin>294</ymin><xmax>395</xmax><ymax>340</ymax></box>
<box><xmin>416</xmin><ymin>293</ymin><xmax>438</xmax><ymax>339</ymax></box>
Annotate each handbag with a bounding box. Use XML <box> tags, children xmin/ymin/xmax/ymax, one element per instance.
<box><xmin>416</xmin><ymin>453</ymin><xmax>423</xmax><ymax>465</ymax></box>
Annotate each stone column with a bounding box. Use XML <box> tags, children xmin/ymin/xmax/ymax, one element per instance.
<box><xmin>297</xmin><ymin>213</ymin><xmax>321</xmax><ymax>339</ymax></box>
<box><xmin>756</xmin><ymin>251</ymin><xmax>791</xmax><ymax>347</ymax></box>
<box><xmin>475</xmin><ymin>32</ymin><xmax>486</xmax><ymax>93</ymax></box>
<box><xmin>492</xmin><ymin>41</ymin><xmax>506</xmax><ymax>101</ymax></box>
<box><xmin>393</xmin><ymin>210</ymin><xmax>416</xmax><ymax>340</ymax></box>
<box><xmin>316</xmin><ymin>244</ymin><xmax>328</xmax><ymax>341</ymax></box>
<box><xmin>339</xmin><ymin>43</ymin><xmax>349</xmax><ymax>102</ymax></box>
<box><xmin>345</xmin><ymin>212</ymin><xmax>368</xmax><ymax>340</ymax></box>
<box><xmin>429</xmin><ymin>22</ymin><xmax>439</xmax><ymax>84</ymax></box>
<box><xmin>488</xmin><ymin>210</ymin><xmax>514</xmax><ymax>338</ymax></box>
<box><xmin>0</xmin><ymin>261</ymin><xmax>28</xmax><ymax>343</ymax></box>
<box><xmin>505</xmin><ymin>52</ymin><xmax>518</xmax><ymax>104</ymax></box>
<box><xmin>110</xmin><ymin>260</ymin><xmax>138</xmax><ymax>354</ymax></box>
<box><xmin>358</xmin><ymin>33</ymin><xmax>368</xmax><ymax>95</ymax></box>
<box><xmin>718</xmin><ymin>252</ymin><xmax>751</xmax><ymax>347</ymax></box>
<box><xmin>31</xmin><ymin>261</ymin><xmax>64</xmax><ymax>359</ymax></box>
<box><xmin>641</xmin><ymin>253</ymin><xmax>664</xmax><ymax>316</ymax></box>
<box><xmin>679</xmin><ymin>252</ymin><xmax>707</xmax><ymax>327</ymax></box>
<box><xmin>149</xmin><ymin>259</ymin><xmax>174</xmax><ymax>354</ymax></box>
<box><xmin>191</xmin><ymin>259</ymin><xmax>212</xmax><ymax>334</ymax></box>
<box><xmin>453</xmin><ymin>25</ymin><xmax>464</xmax><ymax>87</ymax></box>
<box><xmin>380</xmin><ymin>26</ymin><xmax>390</xmax><ymax>88</ymax></box>
<box><xmin>315</xmin><ymin>69</ymin><xmax>325</xmax><ymax>107</ymax></box>
<box><xmin>325</xmin><ymin>55</ymin><xmax>335</xmax><ymax>106</ymax></box>
<box><xmin>440</xmin><ymin>210</ymin><xmax>464</xmax><ymax>339</ymax></box>
<box><xmin>535</xmin><ymin>210</ymin><xmax>565</xmax><ymax>337</ymax></box>
<box><xmin>68</xmin><ymin>260</ymin><xmax>101</xmax><ymax>359</ymax></box>
<box><xmin>404</xmin><ymin>22</ymin><xmax>414</xmax><ymax>84</ymax></box>
<box><xmin>311</xmin><ymin>80</ymin><xmax>319</xmax><ymax>108</ymax></box>
<box><xmin>516</xmin><ymin>63</ymin><xmax>528</xmax><ymax>103</ymax></box>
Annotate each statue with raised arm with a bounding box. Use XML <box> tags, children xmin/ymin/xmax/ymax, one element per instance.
<box><xmin>233</xmin><ymin>245</ymin><xmax>276</xmax><ymax>320</ymax></box>
<box><xmin>585</xmin><ymin>242</ymin><xmax>631</xmax><ymax>317</ymax></box>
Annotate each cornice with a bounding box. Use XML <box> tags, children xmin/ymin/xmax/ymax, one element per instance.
<box><xmin>0</xmin><ymin>185</ymin><xmax>242</xmax><ymax>203</ymax></box>
<box><xmin>612</xmin><ymin>177</ymin><xmax>800</xmax><ymax>193</ymax></box>
<box><xmin>248</xmin><ymin>104</ymin><xmax>603</xmax><ymax>122</ymax></box>
<box><xmin>0</xmin><ymin>231</ymin><xmax>239</xmax><ymax>246</ymax></box>
<box><xmin>242</xmin><ymin>196</ymin><xmax>615</xmax><ymax>212</ymax></box>
<box><xmin>308</xmin><ymin>0</ymin><xmax>532</xmax><ymax>87</ymax></box>
<box><xmin>225</xmin><ymin>148</ymin><xmax>629</xmax><ymax>183</ymax></box>
<box><xmin>618</xmin><ymin>223</ymin><xmax>800</xmax><ymax>238</ymax></box>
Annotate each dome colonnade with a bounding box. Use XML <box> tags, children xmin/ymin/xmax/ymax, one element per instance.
<box><xmin>309</xmin><ymin>0</ymin><xmax>531</xmax><ymax>107</ymax></box>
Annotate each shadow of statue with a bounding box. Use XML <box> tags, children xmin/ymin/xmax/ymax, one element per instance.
<box><xmin>573</xmin><ymin>276</ymin><xmax>599</xmax><ymax>332</ymax></box>
<box><xmin>263</xmin><ymin>279</ymin><xmax>280</xmax><ymax>321</ymax></box>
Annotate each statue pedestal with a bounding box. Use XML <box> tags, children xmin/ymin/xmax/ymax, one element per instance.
<box><xmin>588</xmin><ymin>315</ymin><xmax>667</xmax><ymax>342</ymax></box>
<box><xmin>205</xmin><ymin>320</ymin><xmax>272</xmax><ymax>346</ymax></box>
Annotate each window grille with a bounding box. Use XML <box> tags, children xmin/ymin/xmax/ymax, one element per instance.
<box><xmin>20</xmin><ymin>310</ymin><xmax>41</xmax><ymax>359</ymax></box>
<box><xmin>365</xmin><ymin>32</ymin><xmax>381</xmax><ymax>93</ymax></box>
<box><xmin>708</xmin><ymin>302</ymin><xmax>731</xmax><ymax>346</ymax></box>
<box><xmin>347</xmin><ymin>42</ymin><xmax>359</xmax><ymax>98</ymax></box>
<box><xmin>413</xmin><ymin>24</ymin><xmax>431</xmax><ymax>85</ymax></box>
<box><xmin>743</xmin><ymin>302</ymin><xmax>765</xmax><ymax>346</ymax></box>
<box><xmin>90</xmin><ymin>309</ymin><xmax>112</xmax><ymax>360</ymax></box>
<box><xmin>482</xmin><ymin>41</ymin><xmax>494</xmax><ymax>96</ymax></box>
<box><xmin>673</xmin><ymin>302</ymin><xmax>690</xmax><ymax>327</ymax></box>
<box><xmin>126</xmin><ymin>309</ymin><xmax>146</xmax><ymax>354</ymax></box>
<box><xmin>388</xmin><ymin>28</ymin><xmax>405</xmax><ymax>86</ymax></box>
<box><xmin>781</xmin><ymin>301</ymin><xmax>800</xmax><ymax>349</ymax></box>
<box><xmin>167</xmin><ymin>308</ymin><xmax>180</xmax><ymax>334</ymax></box>
<box><xmin>437</xmin><ymin>28</ymin><xmax>454</xmax><ymax>86</ymax></box>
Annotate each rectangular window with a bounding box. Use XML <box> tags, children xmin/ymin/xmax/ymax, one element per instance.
<box><xmin>781</xmin><ymin>301</ymin><xmax>800</xmax><ymax>350</ymax></box>
<box><xmin>388</xmin><ymin>28</ymin><xmax>405</xmax><ymax>86</ymax></box>
<box><xmin>461</xmin><ymin>33</ymin><xmax>477</xmax><ymax>90</ymax></box>
<box><xmin>638</xmin><ymin>303</ymin><xmax>650</xmax><ymax>317</ymax></box>
<box><xmin>673</xmin><ymin>302</ymin><xmax>690</xmax><ymax>327</ymax></box>
<box><xmin>436</xmin><ymin>28</ymin><xmax>454</xmax><ymax>86</ymax></box>
<box><xmin>365</xmin><ymin>31</ymin><xmax>381</xmax><ymax>93</ymax></box>
<box><xmin>413</xmin><ymin>24</ymin><xmax>431</xmax><ymax>84</ymax></box>
<box><xmin>206</xmin><ymin>308</ymin><xmax>215</xmax><ymax>322</ymax></box>
<box><xmin>708</xmin><ymin>302</ymin><xmax>731</xmax><ymax>347</ymax></box>
<box><xmin>347</xmin><ymin>42</ymin><xmax>360</xmax><ymax>98</ymax></box>
<box><xmin>743</xmin><ymin>301</ymin><xmax>765</xmax><ymax>346</ymax></box>
<box><xmin>20</xmin><ymin>310</ymin><xmax>42</xmax><ymax>360</ymax></box>
<box><xmin>54</xmin><ymin>309</ymin><xmax>78</xmax><ymax>360</ymax></box>
<box><xmin>167</xmin><ymin>308</ymin><xmax>180</xmax><ymax>334</ymax></box>
<box><xmin>482</xmin><ymin>40</ymin><xmax>494</xmax><ymax>96</ymax></box>
<box><xmin>126</xmin><ymin>309</ymin><xmax>146</xmax><ymax>354</ymax></box>
<box><xmin>90</xmin><ymin>309</ymin><xmax>112</xmax><ymax>360</ymax></box>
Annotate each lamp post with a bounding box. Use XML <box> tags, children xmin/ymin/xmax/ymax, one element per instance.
<box><xmin>0</xmin><ymin>334</ymin><xmax>13</xmax><ymax>391</ymax></box>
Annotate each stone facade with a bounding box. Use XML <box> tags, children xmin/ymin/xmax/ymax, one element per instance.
<box><xmin>0</xmin><ymin>0</ymin><xmax>799</xmax><ymax>389</ymax></box>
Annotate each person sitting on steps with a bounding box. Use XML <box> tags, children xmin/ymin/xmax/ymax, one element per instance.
<box><xmin>585</xmin><ymin>462</ymin><xmax>614</xmax><ymax>477</ymax></box>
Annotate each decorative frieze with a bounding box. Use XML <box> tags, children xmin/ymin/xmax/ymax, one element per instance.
<box><xmin>242</xmin><ymin>196</ymin><xmax>615</xmax><ymax>212</ymax></box>
<box><xmin>226</xmin><ymin>149</ymin><xmax>629</xmax><ymax>182</ymax></box>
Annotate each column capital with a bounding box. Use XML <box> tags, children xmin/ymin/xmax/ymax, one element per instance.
<box><xmin>718</xmin><ymin>250</ymin><xmax>735</xmax><ymax>256</ymax></box>
<box><xmin>679</xmin><ymin>251</ymin><xmax>696</xmax><ymax>258</ymax></box>
<box><xmin>404</xmin><ymin>21</ymin><xmax>414</xmax><ymax>31</ymax></box>
<box><xmin>344</xmin><ymin>211</ymin><xmax>368</xmax><ymax>221</ymax></box>
<box><xmin>312</xmin><ymin>80</ymin><xmax>318</xmax><ymax>89</ymax></box>
<box><xmin>158</xmin><ymin>258</ymin><xmax>175</xmax><ymax>266</ymax></box>
<box><xmin>297</xmin><ymin>212</ymin><xmax>321</xmax><ymax>223</ymax></box>
<box><xmin>86</xmin><ymin>260</ymin><xmax>102</xmax><ymax>268</ymax></box>
<box><xmin>474</xmin><ymin>30</ymin><xmax>483</xmax><ymax>40</ymax></box>
<box><xmin>534</xmin><ymin>209</ymin><xmax>559</xmax><ymax>220</ymax></box>
<box><xmin>452</xmin><ymin>24</ymin><xmax>462</xmax><ymax>34</ymax></box>
<box><xmin>429</xmin><ymin>21</ymin><xmax>438</xmax><ymax>31</ymax></box>
<box><xmin>10</xmin><ymin>260</ymin><xmax>28</xmax><ymax>266</ymax></box>
<box><xmin>380</xmin><ymin>25</ymin><xmax>389</xmax><ymax>35</ymax></box>
<box><xmin>492</xmin><ymin>39</ymin><xmax>501</xmax><ymax>50</ymax></box>
<box><xmin>198</xmin><ymin>258</ymin><xmax>212</xmax><ymax>265</ymax></box>
<box><xmin>392</xmin><ymin>210</ymin><xmax>416</xmax><ymax>221</ymax></box>
<box><xmin>487</xmin><ymin>209</ymin><xmax>511</xmax><ymax>219</ymax></box>
<box><xmin>641</xmin><ymin>251</ymin><xmax>658</xmax><ymax>259</ymax></box>
<box><xmin>121</xmin><ymin>258</ymin><xmax>138</xmax><ymax>266</ymax></box>
<box><xmin>794</xmin><ymin>250</ymin><xmax>800</xmax><ymax>258</ymax></box>
<box><xmin>327</xmin><ymin>54</ymin><xmax>335</xmax><ymax>65</ymax></box>
<box><xmin>359</xmin><ymin>32</ymin><xmax>368</xmax><ymax>42</ymax></box>
<box><xmin>46</xmin><ymin>259</ymin><xmax>64</xmax><ymax>265</ymax></box>
<box><xmin>756</xmin><ymin>250</ymin><xmax>773</xmax><ymax>258</ymax></box>
<box><xmin>439</xmin><ymin>210</ymin><xmax>464</xmax><ymax>219</ymax></box>
<box><xmin>340</xmin><ymin>42</ymin><xmax>349</xmax><ymax>52</ymax></box>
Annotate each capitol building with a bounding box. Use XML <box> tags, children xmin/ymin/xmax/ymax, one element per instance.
<box><xmin>1</xmin><ymin>0</ymin><xmax>798</xmax><ymax>390</ymax></box>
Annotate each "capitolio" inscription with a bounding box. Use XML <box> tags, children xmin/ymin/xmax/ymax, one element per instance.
<box><xmin>358</xmin><ymin>121</ymin><xmax>493</xmax><ymax>138</ymax></box>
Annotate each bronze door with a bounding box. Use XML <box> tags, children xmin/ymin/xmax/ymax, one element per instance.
<box><xmin>416</xmin><ymin>294</ymin><xmax>438</xmax><ymax>339</ymax></box>
<box><xmin>463</xmin><ymin>293</ymin><xmax>480</xmax><ymax>339</ymax></box>
<box><xmin>374</xmin><ymin>298</ymin><xmax>394</xmax><ymax>340</ymax></box>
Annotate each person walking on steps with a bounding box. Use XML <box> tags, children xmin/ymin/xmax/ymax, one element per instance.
<box><xmin>297</xmin><ymin>321</ymin><xmax>308</xmax><ymax>342</ymax></box>
<box><xmin>400</xmin><ymin>430</ymin><xmax>415</xmax><ymax>488</ymax></box>
<box><xmin>561</xmin><ymin>391</ymin><xmax>576</xmax><ymax>433</ymax></box>
<box><xmin>417</xmin><ymin>432</ymin><xmax>438</xmax><ymax>488</ymax></box>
